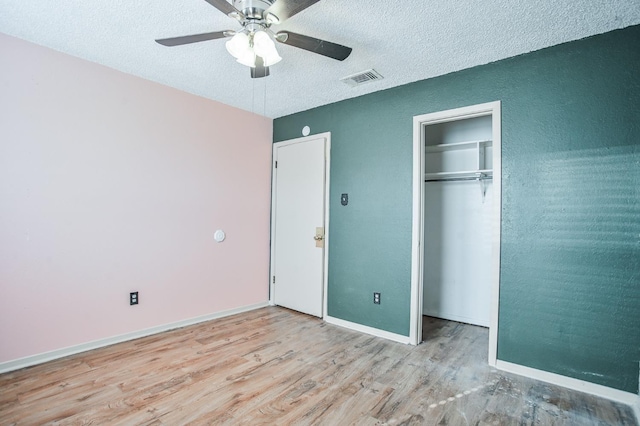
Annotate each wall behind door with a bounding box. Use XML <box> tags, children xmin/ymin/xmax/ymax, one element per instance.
<box><xmin>423</xmin><ymin>181</ymin><xmax>492</xmax><ymax>327</ymax></box>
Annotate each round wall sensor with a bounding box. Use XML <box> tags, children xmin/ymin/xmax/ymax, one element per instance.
<box><xmin>214</xmin><ymin>230</ymin><xmax>226</xmax><ymax>243</ymax></box>
<box><xmin>302</xmin><ymin>126</ymin><xmax>310</xmax><ymax>136</ymax></box>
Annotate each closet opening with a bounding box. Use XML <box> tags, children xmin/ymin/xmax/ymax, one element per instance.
<box><xmin>410</xmin><ymin>102</ymin><xmax>501</xmax><ymax>366</ymax></box>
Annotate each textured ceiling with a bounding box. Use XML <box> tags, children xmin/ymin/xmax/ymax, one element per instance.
<box><xmin>1</xmin><ymin>0</ymin><xmax>639</xmax><ymax>118</ymax></box>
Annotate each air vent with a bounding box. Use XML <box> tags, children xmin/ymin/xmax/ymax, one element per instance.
<box><xmin>340</xmin><ymin>69</ymin><xmax>383</xmax><ymax>87</ymax></box>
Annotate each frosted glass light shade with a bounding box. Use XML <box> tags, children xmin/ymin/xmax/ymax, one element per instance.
<box><xmin>226</xmin><ymin>30</ymin><xmax>280</xmax><ymax>68</ymax></box>
<box><xmin>253</xmin><ymin>30</ymin><xmax>282</xmax><ymax>66</ymax></box>
<box><xmin>261</xmin><ymin>48</ymin><xmax>282</xmax><ymax>66</ymax></box>
<box><xmin>225</xmin><ymin>32</ymin><xmax>250</xmax><ymax>59</ymax></box>
<box><xmin>253</xmin><ymin>31</ymin><xmax>272</xmax><ymax>56</ymax></box>
<box><xmin>236</xmin><ymin>50</ymin><xmax>257</xmax><ymax>67</ymax></box>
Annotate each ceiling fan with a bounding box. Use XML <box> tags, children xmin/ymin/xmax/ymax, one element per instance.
<box><xmin>156</xmin><ymin>0</ymin><xmax>353</xmax><ymax>78</ymax></box>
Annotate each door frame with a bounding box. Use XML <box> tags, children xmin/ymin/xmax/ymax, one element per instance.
<box><xmin>410</xmin><ymin>102</ymin><xmax>501</xmax><ymax>366</ymax></box>
<box><xmin>269</xmin><ymin>132</ymin><xmax>331</xmax><ymax>318</ymax></box>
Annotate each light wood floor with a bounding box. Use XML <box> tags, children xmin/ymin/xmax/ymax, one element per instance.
<box><xmin>0</xmin><ymin>307</ymin><xmax>636</xmax><ymax>425</ymax></box>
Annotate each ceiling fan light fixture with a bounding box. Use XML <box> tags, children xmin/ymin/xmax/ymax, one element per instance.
<box><xmin>225</xmin><ymin>32</ymin><xmax>250</xmax><ymax>59</ymax></box>
<box><xmin>236</xmin><ymin>49</ymin><xmax>257</xmax><ymax>67</ymax></box>
<box><xmin>261</xmin><ymin>49</ymin><xmax>282</xmax><ymax>67</ymax></box>
<box><xmin>253</xmin><ymin>30</ymin><xmax>282</xmax><ymax>66</ymax></box>
<box><xmin>252</xmin><ymin>31</ymin><xmax>272</xmax><ymax>53</ymax></box>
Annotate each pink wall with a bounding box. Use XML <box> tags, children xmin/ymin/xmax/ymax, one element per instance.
<box><xmin>0</xmin><ymin>33</ymin><xmax>273</xmax><ymax>363</ymax></box>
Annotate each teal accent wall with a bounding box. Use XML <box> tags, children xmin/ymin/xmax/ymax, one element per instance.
<box><xmin>273</xmin><ymin>25</ymin><xmax>640</xmax><ymax>393</ymax></box>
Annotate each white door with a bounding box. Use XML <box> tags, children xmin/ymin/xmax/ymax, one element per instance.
<box><xmin>271</xmin><ymin>135</ymin><xmax>328</xmax><ymax>317</ymax></box>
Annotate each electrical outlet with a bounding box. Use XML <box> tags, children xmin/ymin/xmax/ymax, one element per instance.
<box><xmin>373</xmin><ymin>292</ymin><xmax>381</xmax><ymax>304</ymax></box>
<box><xmin>130</xmin><ymin>292</ymin><xmax>139</xmax><ymax>305</ymax></box>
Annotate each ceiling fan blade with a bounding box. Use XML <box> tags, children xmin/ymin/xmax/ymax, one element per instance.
<box><xmin>203</xmin><ymin>0</ymin><xmax>242</xmax><ymax>16</ymax></box>
<box><xmin>156</xmin><ymin>31</ymin><xmax>229</xmax><ymax>47</ymax></box>
<box><xmin>251</xmin><ymin>56</ymin><xmax>270</xmax><ymax>78</ymax></box>
<box><xmin>276</xmin><ymin>31</ymin><xmax>352</xmax><ymax>61</ymax></box>
<box><xmin>266</xmin><ymin>0</ymin><xmax>320</xmax><ymax>23</ymax></box>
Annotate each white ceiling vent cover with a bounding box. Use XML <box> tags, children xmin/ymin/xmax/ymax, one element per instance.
<box><xmin>340</xmin><ymin>69</ymin><xmax>384</xmax><ymax>87</ymax></box>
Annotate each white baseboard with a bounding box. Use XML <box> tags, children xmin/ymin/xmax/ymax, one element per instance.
<box><xmin>496</xmin><ymin>360</ymin><xmax>638</xmax><ymax>408</ymax></box>
<box><xmin>324</xmin><ymin>315</ymin><xmax>412</xmax><ymax>345</ymax></box>
<box><xmin>0</xmin><ymin>302</ymin><xmax>269</xmax><ymax>374</ymax></box>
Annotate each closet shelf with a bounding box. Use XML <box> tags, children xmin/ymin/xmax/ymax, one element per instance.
<box><xmin>425</xmin><ymin>139</ymin><xmax>492</xmax><ymax>152</ymax></box>
<box><xmin>424</xmin><ymin>170</ymin><xmax>493</xmax><ymax>180</ymax></box>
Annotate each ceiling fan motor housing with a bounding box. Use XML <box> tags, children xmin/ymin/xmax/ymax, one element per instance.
<box><xmin>233</xmin><ymin>0</ymin><xmax>276</xmax><ymax>20</ymax></box>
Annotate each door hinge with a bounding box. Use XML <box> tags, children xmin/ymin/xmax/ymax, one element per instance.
<box><xmin>272</xmin><ymin>276</ymin><xmax>276</xmax><ymax>284</ymax></box>
<box><xmin>275</xmin><ymin>161</ymin><xmax>278</xmax><ymax>168</ymax></box>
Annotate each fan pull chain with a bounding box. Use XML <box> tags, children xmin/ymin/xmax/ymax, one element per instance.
<box><xmin>252</xmin><ymin>77</ymin><xmax>256</xmax><ymax>114</ymax></box>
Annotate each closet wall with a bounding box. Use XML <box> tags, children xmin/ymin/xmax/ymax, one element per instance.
<box><xmin>422</xmin><ymin>115</ymin><xmax>493</xmax><ymax>327</ymax></box>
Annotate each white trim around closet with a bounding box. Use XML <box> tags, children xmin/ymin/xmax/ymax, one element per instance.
<box><xmin>410</xmin><ymin>101</ymin><xmax>502</xmax><ymax>369</ymax></box>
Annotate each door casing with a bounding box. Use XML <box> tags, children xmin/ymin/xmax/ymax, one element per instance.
<box><xmin>411</xmin><ymin>101</ymin><xmax>502</xmax><ymax>366</ymax></box>
<box><xmin>269</xmin><ymin>132</ymin><xmax>331</xmax><ymax>318</ymax></box>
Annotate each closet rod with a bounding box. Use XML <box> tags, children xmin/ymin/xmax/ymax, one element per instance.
<box><xmin>425</xmin><ymin>175</ymin><xmax>493</xmax><ymax>183</ymax></box>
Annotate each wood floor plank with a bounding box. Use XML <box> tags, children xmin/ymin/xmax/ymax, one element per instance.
<box><xmin>0</xmin><ymin>307</ymin><xmax>636</xmax><ymax>425</ymax></box>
